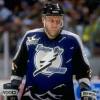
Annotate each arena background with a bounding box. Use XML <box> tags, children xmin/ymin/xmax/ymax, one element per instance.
<box><xmin>0</xmin><ymin>0</ymin><xmax>100</xmax><ymax>99</ymax></box>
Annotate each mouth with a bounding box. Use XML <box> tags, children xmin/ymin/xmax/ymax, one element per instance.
<box><xmin>51</xmin><ymin>28</ymin><xmax>58</xmax><ymax>31</ymax></box>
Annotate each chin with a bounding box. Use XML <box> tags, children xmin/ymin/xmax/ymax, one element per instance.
<box><xmin>51</xmin><ymin>34</ymin><xmax>59</xmax><ymax>38</ymax></box>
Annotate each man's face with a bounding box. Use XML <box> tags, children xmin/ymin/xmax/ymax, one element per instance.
<box><xmin>42</xmin><ymin>16</ymin><xmax>63</xmax><ymax>39</ymax></box>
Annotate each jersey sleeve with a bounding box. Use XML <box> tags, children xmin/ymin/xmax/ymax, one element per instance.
<box><xmin>72</xmin><ymin>36</ymin><xmax>97</xmax><ymax>99</ymax></box>
<box><xmin>72</xmin><ymin>35</ymin><xmax>91</xmax><ymax>80</ymax></box>
<box><xmin>11</xmin><ymin>33</ymin><xmax>28</xmax><ymax>81</ymax></box>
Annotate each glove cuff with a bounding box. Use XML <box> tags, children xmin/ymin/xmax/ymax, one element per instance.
<box><xmin>81</xmin><ymin>91</ymin><xmax>96</xmax><ymax>100</ymax></box>
<box><xmin>3</xmin><ymin>88</ymin><xmax>18</xmax><ymax>96</ymax></box>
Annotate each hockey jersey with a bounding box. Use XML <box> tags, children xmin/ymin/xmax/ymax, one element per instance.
<box><xmin>12</xmin><ymin>28</ymin><xmax>91</xmax><ymax>100</ymax></box>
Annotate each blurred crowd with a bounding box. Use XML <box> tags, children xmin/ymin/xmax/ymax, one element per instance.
<box><xmin>0</xmin><ymin>0</ymin><xmax>100</xmax><ymax>57</ymax></box>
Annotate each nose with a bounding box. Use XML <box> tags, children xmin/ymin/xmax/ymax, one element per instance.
<box><xmin>52</xmin><ymin>21</ymin><xmax>59</xmax><ymax>28</ymax></box>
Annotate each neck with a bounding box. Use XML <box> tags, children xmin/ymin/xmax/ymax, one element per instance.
<box><xmin>44</xmin><ymin>28</ymin><xmax>61</xmax><ymax>40</ymax></box>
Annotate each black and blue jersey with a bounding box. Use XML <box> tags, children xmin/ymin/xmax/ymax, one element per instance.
<box><xmin>11</xmin><ymin>28</ymin><xmax>91</xmax><ymax>100</ymax></box>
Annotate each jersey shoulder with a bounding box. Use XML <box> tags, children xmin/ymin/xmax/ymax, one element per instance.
<box><xmin>25</xmin><ymin>28</ymin><xmax>44</xmax><ymax>36</ymax></box>
<box><xmin>61</xmin><ymin>30</ymin><xmax>80</xmax><ymax>41</ymax></box>
<box><xmin>61</xmin><ymin>30</ymin><xmax>83</xmax><ymax>48</ymax></box>
<box><xmin>20</xmin><ymin>28</ymin><xmax>44</xmax><ymax>43</ymax></box>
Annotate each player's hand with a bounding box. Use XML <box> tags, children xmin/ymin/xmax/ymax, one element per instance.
<box><xmin>3</xmin><ymin>83</ymin><xmax>18</xmax><ymax>100</ymax></box>
<box><xmin>3</xmin><ymin>79</ymin><xmax>21</xmax><ymax>100</ymax></box>
<box><xmin>81</xmin><ymin>91</ymin><xmax>96</xmax><ymax>100</ymax></box>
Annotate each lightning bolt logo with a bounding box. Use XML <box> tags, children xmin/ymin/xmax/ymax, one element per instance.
<box><xmin>33</xmin><ymin>50</ymin><xmax>58</xmax><ymax>76</ymax></box>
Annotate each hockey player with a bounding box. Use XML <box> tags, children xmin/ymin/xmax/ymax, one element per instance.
<box><xmin>3</xmin><ymin>2</ymin><xmax>96</xmax><ymax>100</ymax></box>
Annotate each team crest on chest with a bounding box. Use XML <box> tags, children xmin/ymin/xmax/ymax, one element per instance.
<box><xmin>33</xmin><ymin>44</ymin><xmax>67</xmax><ymax>77</ymax></box>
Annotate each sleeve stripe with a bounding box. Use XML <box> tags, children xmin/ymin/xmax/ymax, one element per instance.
<box><xmin>13</xmin><ymin>32</ymin><xmax>27</xmax><ymax>60</ymax></box>
<box><xmin>79</xmin><ymin>78</ymin><xmax>91</xmax><ymax>86</ymax></box>
<box><xmin>13</xmin><ymin>28</ymin><xmax>43</xmax><ymax>60</ymax></box>
<box><xmin>10</xmin><ymin>75</ymin><xmax>22</xmax><ymax>81</ymax></box>
<box><xmin>75</xmin><ymin>35</ymin><xmax>90</xmax><ymax>66</ymax></box>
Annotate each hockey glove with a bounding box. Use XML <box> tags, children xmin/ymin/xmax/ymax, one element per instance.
<box><xmin>80</xmin><ymin>82</ymin><xmax>96</xmax><ymax>100</ymax></box>
<box><xmin>81</xmin><ymin>90</ymin><xmax>96</xmax><ymax>100</ymax></box>
<box><xmin>3</xmin><ymin>79</ymin><xmax>21</xmax><ymax>100</ymax></box>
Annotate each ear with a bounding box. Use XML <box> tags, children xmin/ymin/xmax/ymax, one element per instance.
<box><xmin>60</xmin><ymin>20</ymin><xmax>64</xmax><ymax>28</ymax></box>
<box><xmin>42</xmin><ymin>16</ymin><xmax>45</xmax><ymax>24</ymax></box>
